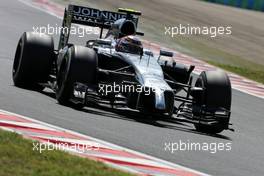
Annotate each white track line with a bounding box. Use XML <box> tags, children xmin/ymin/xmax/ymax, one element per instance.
<box><xmin>0</xmin><ymin>108</ymin><xmax>211</xmax><ymax>176</ymax></box>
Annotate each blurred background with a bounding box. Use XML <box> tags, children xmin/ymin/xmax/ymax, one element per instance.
<box><xmin>203</xmin><ymin>0</ymin><xmax>264</xmax><ymax>12</ymax></box>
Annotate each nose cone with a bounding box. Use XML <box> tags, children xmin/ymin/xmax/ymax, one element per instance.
<box><xmin>155</xmin><ymin>88</ymin><xmax>166</xmax><ymax>110</ymax></box>
<box><xmin>154</xmin><ymin>88</ymin><xmax>175</xmax><ymax>115</ymax></box>
<box><xmin>143</xmin><ymin>77</ymin><xmax>175</xmax><ymax>114</ymax></box>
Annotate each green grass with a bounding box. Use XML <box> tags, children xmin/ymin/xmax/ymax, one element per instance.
<box><xmin>207</xmin><ymin>60</ymin><xmax>264</xmax><ymax>84</ymax></box>
<box><xmin>0</xmin><ymin>129</ymin><xmax>134</xmax><ymax>176</ymax></box>
<box><xmin>167</xmin><ymin>37</ymin><xmax>264</xmax><ymax>84</ymax></box>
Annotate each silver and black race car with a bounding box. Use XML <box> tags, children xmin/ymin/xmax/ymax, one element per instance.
<box><xmin>12</xmin><ymin>4</ymin><xmax>233</xmax><ymax>134</ymax></box>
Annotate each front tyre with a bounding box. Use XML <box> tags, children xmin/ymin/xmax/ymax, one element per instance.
<box><xmin>193</xmin><ymin>70</ymin><xmax>232</xmax><ymax>134</ymax></box>
<box><xmin>56</xmin><ymin>45</ymin><xmax>97</xmax><ymax>107</ymax></box>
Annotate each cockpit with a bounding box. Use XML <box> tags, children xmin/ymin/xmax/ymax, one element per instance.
<box><xmin>115</xmin><ymin>35</ymin><xmax>143</xmax><ymax>55</ymax></box>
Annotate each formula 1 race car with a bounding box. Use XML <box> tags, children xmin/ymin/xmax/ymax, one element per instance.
<box><xmin>12</xmin><ymin>4</ymin><xmax>232</xmax><ymax>134</ymax></box>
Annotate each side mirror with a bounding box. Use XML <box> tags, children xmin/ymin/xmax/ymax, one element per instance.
<box><xmin>144</xmin><ymin>50</ymin><xmax>154</xmax><ymax>57</ymax></box>
<box><xmin>160</xmin><ymin>50</ymin><xmax>174</xmax><ymax>57</ymax></box>
<box><xmin>158</xmin><ymin>50</ymin><xmax>174</xmax><ymax>61</ymax></box>
<box><xmin>136</xmin><ymin>31</ymin><xmax>144</xmax><ymax>36</ymax></box>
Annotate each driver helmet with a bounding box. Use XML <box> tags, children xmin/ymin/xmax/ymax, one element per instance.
<box><xmin>116</xmin><ymin>35</ymin><xmax>143</xmax><ymax>55</ymax></box>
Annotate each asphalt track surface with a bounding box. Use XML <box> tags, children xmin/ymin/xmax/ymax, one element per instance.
<box><xmin>0</xmin><ymin>0</ymin><xmax>264</xmax><ymax>175</ymax></box>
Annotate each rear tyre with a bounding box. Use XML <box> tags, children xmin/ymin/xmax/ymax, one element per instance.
<box><xmin>56</xmin><ymin>45</ymin><xmax>97</xmax><ymax>107</ymax></box>
<box><xmin>12</xmin><ymin>32</ymin><xmax>54</xmax><ymax>89</ymax></box>
<box><xmin>193</xmin><ymin>71</ymin><xmax>232</xmax><ymax>134</ymax></box>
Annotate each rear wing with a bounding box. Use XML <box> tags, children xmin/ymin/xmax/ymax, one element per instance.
<box><xmin>58</xmin><ymin>4</ymin><xmax>141</xmax><ymax>49</ymax></box>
